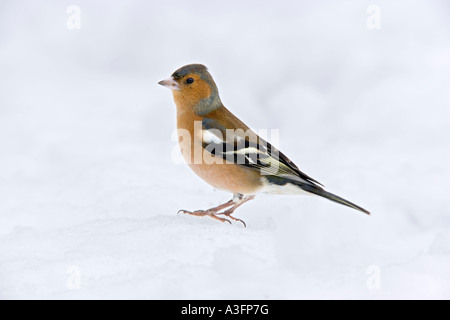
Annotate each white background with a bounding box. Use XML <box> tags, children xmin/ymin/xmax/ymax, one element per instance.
<box><xmin>0</xmin><ymin>0</ymin><xmax>449</xmax><ymax>299</ymax></box>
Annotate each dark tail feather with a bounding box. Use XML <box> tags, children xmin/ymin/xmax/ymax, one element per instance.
<box><xmin>299</xmin><ymin>184</ymin><xmax>371</xmax><ymax>215</ymax></box>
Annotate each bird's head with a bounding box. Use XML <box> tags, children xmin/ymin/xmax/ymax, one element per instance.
<box><xmin>158</xmin><ymin>64</ymin><xmax>222</xmax><ymax>115</ymax></box>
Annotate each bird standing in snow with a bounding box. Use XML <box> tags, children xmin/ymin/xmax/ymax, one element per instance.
<box><xmin>159</xmin><ymin>64</ymin><xmax>369</xmax><ymax>226</ymax></box>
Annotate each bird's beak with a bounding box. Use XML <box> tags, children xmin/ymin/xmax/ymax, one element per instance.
<box><xmin>158</xmin><ymin>77</ymin><xmax>180</xmax><ymax>90</ymax></box>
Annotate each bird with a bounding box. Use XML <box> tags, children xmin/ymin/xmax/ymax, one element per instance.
<box><xmin>158</xmin><ymin>64</ymin><xmax>370</xmax><ymax>227</ymax></box>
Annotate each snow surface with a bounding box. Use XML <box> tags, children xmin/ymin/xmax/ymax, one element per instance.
<box><xmin>0</xmin><ymin>0</ymin><xmax>449</xmax><ymax>299</ymax></box>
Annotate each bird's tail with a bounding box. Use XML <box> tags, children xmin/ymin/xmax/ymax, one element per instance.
<box><xmin>299</xmin><ymin>183</ymin><xmax>370</xmax><ymax>215</ymax></box>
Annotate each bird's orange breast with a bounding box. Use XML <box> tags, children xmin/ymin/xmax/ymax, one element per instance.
<box><xmin>173</xmin><ymin>94</ymin><xmax>262</xmax><ymax>195</ymax></box>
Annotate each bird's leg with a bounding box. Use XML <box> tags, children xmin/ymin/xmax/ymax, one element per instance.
<box><xmin>216</xmin><ymin>195</ymin><xmax>255</xmax><ymax>228</ymax></box>
<box><xmin>177</xmin><ymin>199</ymin><xmax>235</xmax><ymax>224</ymax></box>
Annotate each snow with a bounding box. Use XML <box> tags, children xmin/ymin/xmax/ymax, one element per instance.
<box><xmin>0</xmin><ymin>0</ymin><xmax>449</xmax><ymax>299</ymax></box>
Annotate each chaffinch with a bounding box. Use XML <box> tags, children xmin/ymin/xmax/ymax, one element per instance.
<box><xmin>159</xmin><ymin>64</ymin><xmax>369</xmax><ymax>226</ymax></box>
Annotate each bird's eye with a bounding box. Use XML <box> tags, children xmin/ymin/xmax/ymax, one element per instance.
<box><xmin>186</xmin><ymin>78</ymin><xmax>194</xmax><ymax>84</ymax></box>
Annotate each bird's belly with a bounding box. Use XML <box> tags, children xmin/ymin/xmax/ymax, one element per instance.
<box><xmin>180</xmin><ymin>142</ymin><xmax>261</xmax><ymax>195</ymax></box>
<box><xmin>186</xmin><ymin>161</ymin><xmax>261</xmax><ymax>195</ymax></box>
<box><xmin>177</xmin><ymin>129</ymin><xmax>262</xmax><ymax>195</ymax></box>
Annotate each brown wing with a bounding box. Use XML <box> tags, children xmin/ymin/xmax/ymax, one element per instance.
<box><xmin>203</xmin><ymin>106</ymin><xmax>324</xmax><ymax>187</ymax></box>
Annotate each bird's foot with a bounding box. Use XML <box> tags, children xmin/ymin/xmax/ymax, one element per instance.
<box><xmin>215</xmin><ymin>210</ymin><xmax>247</xmax><ymax>228</ymax></box>
<box><xmin>177</xmin><ymin>209</ymin><xmax>232</xmax><ymax>225</ymax></box>
<box><xmin>177</xmin><ymin>196</ymin><xmax>250</xmax><ymax>227</ymax></box>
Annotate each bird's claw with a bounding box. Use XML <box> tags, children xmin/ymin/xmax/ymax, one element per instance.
<box><xmin>216</xmin><ymin>211</ymin><xmax>247</xmax><ymax>228</ymax></box>
<box><xmin>177</xmin><ymin>209</ymin><xmax>243</xmax><ymax>226</ymax></box>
